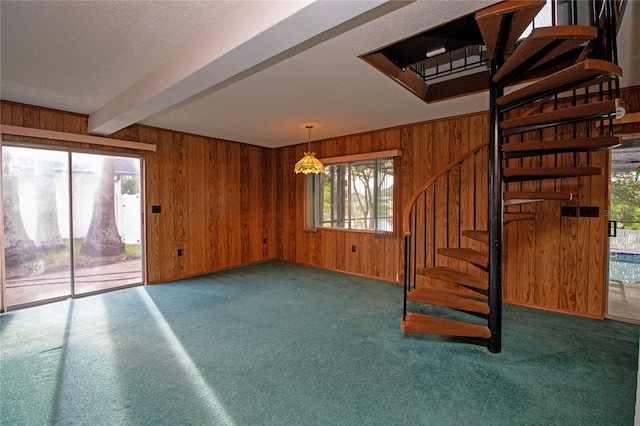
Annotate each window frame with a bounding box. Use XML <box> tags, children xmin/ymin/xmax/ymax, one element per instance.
<box><xmin>305</xmin><ymin>150</ymin><xmax>400</xmax><ymax>234</ymax></box>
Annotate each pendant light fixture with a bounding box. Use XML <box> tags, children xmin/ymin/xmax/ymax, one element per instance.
<box><xmin>294</xmin><ymin>125</ymin><xmax>324</xmax><ymax>174</ymax></box>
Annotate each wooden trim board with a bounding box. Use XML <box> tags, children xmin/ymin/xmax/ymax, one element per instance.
<box><xmin>1</xmin><ymin>124</ymin><xmax>156</xmax><ymax>152</ymax></box>
<box><xmin>319</xmin><ymin>149</ymin><xmax>401</xmax><ymax>164</ymax></box>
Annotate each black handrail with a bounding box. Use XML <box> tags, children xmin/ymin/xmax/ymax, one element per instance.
<box><xmin>401</xmin><ymin>0</ymin><xmax>623</xmax><ymax>353</ymax></box>
<box><xmin>402</xmin><ymin>143</ymin><xmax>489</xmax><ymax>319</ymax></box>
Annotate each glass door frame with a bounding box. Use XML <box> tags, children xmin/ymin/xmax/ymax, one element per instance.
<box><xmin>1</xmin><ymin>141</ymin><xmax>146</xmax><ymax>312</ymax></box>
<box><xmin>1</xmin><ymin>145</ymin><xmax>5</xmax><ymax>312</ymax></box>
<box><xmin>606</xmin><ymin>140</ymin><xmax>640</xmax><ymax>323</ymax></box>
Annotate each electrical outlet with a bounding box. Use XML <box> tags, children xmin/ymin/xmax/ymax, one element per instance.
<box><xmin>177</xmin><ymin>249</ymin><xmax>183</xmax><ymax>257</ymax></box>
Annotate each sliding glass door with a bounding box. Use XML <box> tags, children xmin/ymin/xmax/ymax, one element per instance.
<box><xmin>2</xmin><ymin>146</ymin><xmax>71</xmax><ymax>307</ymax></box>
<box><xmin>607</xmin><ymin>155</ymin><xmax>640</xmax><ymax>322</ymax></box>
<box><xmin>2</xmin><ymin>146</ymin><xmax>143</xmax><ymax>309</ymax></box>
<box><xmin>72</xmin><ymin>153</ymin><xmax>142</xmax><ymax>295</ymax></box>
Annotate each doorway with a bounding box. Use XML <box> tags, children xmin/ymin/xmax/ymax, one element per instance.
<box><xmin>607</xmin><ymin>140</ymin><xmax>640</xmax><ymax>322</ymax></box>
<box><xmin>2</xmin><ymin>145</ymin><xmax>143</xmax><ymax>310</ymax></box>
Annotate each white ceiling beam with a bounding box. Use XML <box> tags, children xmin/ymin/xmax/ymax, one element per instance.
<box><xmin>88</xmin><ymin>0</ymin><xmax>391</xmax><ymax>136</ymax></box>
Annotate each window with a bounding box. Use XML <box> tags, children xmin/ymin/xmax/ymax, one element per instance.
<box><xmin>309</xmin><ymin>155</ymin><xmax>395</xmax><ymax>233</ymax></box>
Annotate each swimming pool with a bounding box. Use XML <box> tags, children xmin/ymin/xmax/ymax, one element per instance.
<box><xmin>609</xmin><ymin>251</ymin><xmax>640</xmax><ymax>283</ymax></box>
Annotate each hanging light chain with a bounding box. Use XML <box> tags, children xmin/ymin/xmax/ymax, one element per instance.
<box><xmin>306</xmin><ymin>125</ymin><xmax>313</xmax><ymax>153</ymax></box>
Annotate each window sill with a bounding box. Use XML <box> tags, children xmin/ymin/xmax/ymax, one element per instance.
<box><xmin>315</xmin><ymin>227</ymin><xmax>381</xmax><ymax>235</ymax></box>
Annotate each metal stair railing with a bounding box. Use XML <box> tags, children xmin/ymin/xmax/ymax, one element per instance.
<box><xmin>402</xmin><ymin>142</ymin><xmax>489</xmax><ymax>325</ymax></box>
<box><xmin>409</xmin><ymin>45</ymin><xmax>489</xmax><ymax>83</ymax></box>
<box><xmin>400</xmin><ymin>0</ymin><xmax>625</xmax><ymax>353</ymax></box>
<box><xmin>487</xmin><ymin>0</ymin><xmax>624</xmax><ymax>353</ymax></box>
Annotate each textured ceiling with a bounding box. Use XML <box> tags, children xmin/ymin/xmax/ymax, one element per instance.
<box><xmin>0</xmin><ymin>1</ymin><xmax>244</xmax><ymax>114</ymax></box>
<box><xmin>1</xmin><ymin>0</ymin><xmax>638</xmax><ymax>149</ymax></box>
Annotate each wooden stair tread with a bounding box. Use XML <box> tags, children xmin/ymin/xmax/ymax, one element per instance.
<box><xmin>501</xmin><ymin>99</ymin><xmax>622</xmax><ymax>133</ymax></box>
<box><xmin>502</xmin><ymin>136</ymin><xmax>621</xmax><ymax>157</ymax></box>
<box><xmin>504</xmin><ymin>191</ymin><xmax>572</xmax><ymax>205</ymax></box>
<box><xmin>401</xmin><ymin>313</ymin><xmax>491</xmax><ymax>339</ymax></box>
<box><xmin>417</xmin><ymin>266</ymin><xmax>488</xmax><ymax>291</ymax></box>
<box><xmin>504</xmin><ymin>213</ymin><xmax>536</xmax><ymax>223</ymax></box>
<box><xmin>437</xmin><ymin>248</ymin><xmax>488</xmax><ymax>268</ymax></box>
<box><xmin>407</xmin><ymin>288</ymin><xmax>490</xmax><ymax>315</ymax></box>
<box><xmin>498</xmin><ymin>59</ymin><xmax>623</xmax><ymax>107</ymax></box>
<box><xmin>475</xmin><ymin>0</ymin><xmax>546</xmax><ymax>59</ymax></box>
<box><xmin>415</xmin><ymin>280</ymin><xmax>488</xmax><ymax>300</ymax></box>
<box><xmin>493</xmin><ymin>25</ymin><xmax>598</xmax><ymax>82</ymax></box>
<box><xmin>462</xmin><ymin>230</ymin><xmax>489</xmax><ymax>244</ymax></box>
<box><xmin>503</xmin><ymin>166</ymin><xmax>601</xmax><ymax>181</ymax></box>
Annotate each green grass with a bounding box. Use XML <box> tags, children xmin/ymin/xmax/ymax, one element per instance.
<box><xmin>70</xmin><ymin>238</ymin><xmax>141</xmax><ymax>267</ymax></box>
<box><xmin>5</xmin><ymin>239</ymin><xmax>142</xmax><ymax>280</ymax></box>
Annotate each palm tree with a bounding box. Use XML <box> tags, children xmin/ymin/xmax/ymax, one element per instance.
<box><xmin>34</xmin><ymin>157</ymin><xmax>65</xmax><ymax>251</ymax></box>
<box><xmin>80</xmin><ymin>157</ymin><xmax>125</xmax><ymax>257</ymax></box>
<box><xmin>2</xmin><ymin>150</ymin><xmax>36</xmax><ymax>267</ymax></box>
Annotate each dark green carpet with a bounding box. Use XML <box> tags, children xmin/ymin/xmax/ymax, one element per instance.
<box><xmin>1</xmin><ymin>261</ymin><xmax>638</xmax><ymax>425</ymax></box>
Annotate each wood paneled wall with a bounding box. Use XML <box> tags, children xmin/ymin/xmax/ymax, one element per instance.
<box><xmin>612</xmin><ymin>86</ymin><xmax>640</xmax><ymax>136</ymax></box>
<box><xmin>275</xmin><ymin>113</ymin><xmax>489</xmax><ymax>283</ymax></box>
<box><xmin>502</xmin><ymin>125</ymin><xmax>610</xmax><ymax>317</ymax></box>
<box><xmin>275</xmin><ymin>86</ymin><xmax>639</xmax><ymax>318</ymax></box>
<box><xmin>1</xmin><ymin>101</ymin><xmax>276</xmax><ymax>284</ymax></box>
<box><xmin>500</xmin><ymin>86</ymin><xmax>639</xmax><ymax>317</ymax></box>
<box><xmin>508</xmin><ymin>151</ymin><xmax>610</xmax><ymax>317</ymax></box>
<box><xmin>275</xmin><ymin>131</ymin><xmax>404</xmax><ymax>280</ymax></box>
<box><xmin>142</xmin><ymin>127</ymin><xmax>275</xmax><ymax>282</ymax></box>
<box><xmin>4</xmin><ymin>86</ymin><xmax>639</xmax><ymax>316</ymax></box>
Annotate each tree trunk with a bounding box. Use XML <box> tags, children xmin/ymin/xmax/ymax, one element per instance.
<box><xmin>80</xmin><ymin>157</ymin><xmax>125</xmax><ymax>257</ymax></box>
<box><xmin>35</xmin><ymin>158</ymin><xmax>64</xmax><ymax>251</ymax></box>
<box><xmin>2</xmin><ymin>151</ymin><xmax>36</xmax><ymax>267</ymax></box>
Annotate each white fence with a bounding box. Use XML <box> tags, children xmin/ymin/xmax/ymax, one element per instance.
<box><xmin>19</xmin><ymin>178</ymin><xmax>141</xmax><ymax>245</ymax></box>
<box><xmin>610</xmin><ymin>229</ymin><xmax>640</xmax><ymax>254</ymax></box>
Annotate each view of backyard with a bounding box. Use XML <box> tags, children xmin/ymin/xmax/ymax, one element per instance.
<box><xmin>608</xmin><ymin>169</ymin><xmax>640</xmax><ymax>321</ymax></box>
<box><xmin>2</xmin><ymin>146</ymin><xmax>142</xmax><ymax>308</ymax></box>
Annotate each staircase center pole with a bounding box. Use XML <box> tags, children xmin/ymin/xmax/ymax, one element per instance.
<box><xmin>488</xmin><ymin>60</ymin><xmax>503</xmax><ymax>353</ymax></box>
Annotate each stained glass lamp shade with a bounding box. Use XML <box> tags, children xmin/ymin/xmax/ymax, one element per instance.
<box><xmin>294</xmin><ymin>125</ymin><xmax>324</xmax><ymax>174</ymax></box>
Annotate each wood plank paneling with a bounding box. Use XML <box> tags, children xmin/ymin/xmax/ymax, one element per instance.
<box><xmin>587</xmin><ymin>150</ymin><xmax>608</xmax><ymax>317</ymax></box>
<box><xmin>1</xmin><ymin>101</ymin><xmax>276</xmax><ymax>284</ymax></box>
<box><xmin>142</xmin><ymin>127</ymin><xmax>160</xmax><ymax>281</ymax></box>
<box><xmin>194</xmin><ymin>135</ymin><xmax>206</xmax><ymax>272</ymax></box>
<box><xmin>6</xmin><ymin>84</ymin><xmax>637</xmax><ymax>318</ymax></box>
<box><xmin>276</xmin><ymin>113</ymin><xmax>491</xmax><ymax>284</ymax></box>
<box><xmin>274</xmin><ymin>87</ymin><xmax>633</xmax><ymax>317</ymax></box>
<box><xmin>160</xmin><ymin>129</ymin><xmax>177</xmax><ymax>280</ymax></box>
<box><xmin>228</xmin><ymin>142</ymin><xmax>242</xmax><ymax>266</ymax></box>
<box><xmin>559</xmin><ymin>143</ymin><xmax>578</xmax><ymax>312</ymax></box>
<box><xmin>216</xmin><ymin>141</ymin><xmax>230</xmax><ymax>268</ymax></box>
<box><xmin>497</xmin><ymin>88</ymin><xmax>624</xmax><ymax>318</ymax></box>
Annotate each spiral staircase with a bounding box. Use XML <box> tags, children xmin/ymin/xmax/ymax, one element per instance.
<box><xmin>401</xmin><ymin>0</ymin><xmax>626</xmax><ymax>352</ymax></box>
